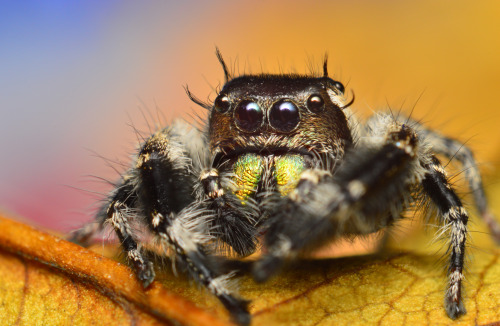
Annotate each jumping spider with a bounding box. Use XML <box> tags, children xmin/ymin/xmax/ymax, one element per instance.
<box><xmin>72</xmin><ymin>50</ymin><xmax>500</xmax><ymax>325</ymax></box>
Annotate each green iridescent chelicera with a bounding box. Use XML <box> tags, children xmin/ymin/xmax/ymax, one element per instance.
<box><xmin>231</xmin><ymin>153</ymin><xmax>305</xmax><ymax>203</ymax></box>
<box><xmin>232</xmin><ymin>153</ymin><xmax>264</xmax><ymax>203</ymax></box>
<box><xmin>274</xmin><ymin>154</ymin><xmax>305</xmax><ymax>196</ymax></box>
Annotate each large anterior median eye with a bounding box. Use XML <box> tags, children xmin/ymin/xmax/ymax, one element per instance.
<box><xmin>234</xmin><ymin>100</ymin><xmax>263</xmax><ymax>132</ymax></box>
<box><xmin>269</xmin><ymin>100</ymin><xmax>300</xmax><ymax>132</ymax></box>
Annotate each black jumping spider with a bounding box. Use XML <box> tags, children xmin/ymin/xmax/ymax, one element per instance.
<box><xmin>72</xmin><ymin>50</ymin><xmax>500</xmax><ymax>325</ymax></box>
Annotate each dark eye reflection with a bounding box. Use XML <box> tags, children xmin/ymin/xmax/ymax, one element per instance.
<box><xmin>214</xmin><ymin>95</ymin><xmax>230</xmax><ymax>113</ymax></box>
<box><xmin>234</xmin><ymin>100</ymin><xmax>263</xmax><ymax>132</ymax></box>
<box><xmin>269</xmin><ymin>100</ymin><xmax>300</xmax><ymax>132</ymax></box>
<box><xmin>306</xmin><ymin>94</ymin><xmax>324</xmax><ymax>113</ymax></box>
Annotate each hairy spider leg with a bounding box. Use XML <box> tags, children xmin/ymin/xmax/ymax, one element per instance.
<box><xmin>71</xmin><ymin>175</ymin><xmax>157</xmax><ymax>286</ymax></box>
<box><xmin>69</xmin><ymin>181</ymin><xmax>136</xmax><ymax>246</ymax></box>
<box><xmin>108</xmin><ymin>189</ymin><xmax>157</xmax><ymax>286</ymax></box>
<box><xmin>416</xmin><ymin>124</ymin><xmax>500</xmax><ymax>242</ymax></box>
<box><xmin>422</xmin><ymin>156</ymin><xmax>468</xmax><ymax>319</ymax></box>
<box><xmin>200</xmin><ymin>168</ymin><xmax>259</xmax><ymax>257</ymax></box>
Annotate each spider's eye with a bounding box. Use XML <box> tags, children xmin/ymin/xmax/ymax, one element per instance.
<box><xmin>333</xmin><ymin>81</ymin><xmax>345</xmax><ymax>94</ymax></box>
<box><xmin>214</xmin><ymin>95</ymin><xmax>230</xmax><ymax>113</ymax></box>
<box><xmin>234</xmin><ymin>100</ymin><xmax>263</xmax><ymax>132</ymax></box>
<box><xmin>269</xmin><ymin>100</ymin><xmax>300</xmax><ymax>132</ymax></box>
<box><xmin>306</xmin><ymin>94</ymin><xmax>325</xmax><ymax>113</ymax></box>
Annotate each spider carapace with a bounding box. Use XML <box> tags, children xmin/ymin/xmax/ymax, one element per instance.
<box><xmin>72</xmin><ymin>51</ymin><xmax>500</xmax><ymax>325</ymax></box>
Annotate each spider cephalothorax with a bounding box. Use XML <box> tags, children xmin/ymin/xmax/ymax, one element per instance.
<box><xmin>210</xmin><ymin>75</ymin><xmax>353</xmax><ymax>188</ymax></box>
<box><xmin>72</xmin><ymin>50</ymin><xmax>500</xmax><ymax>325</ymax></box>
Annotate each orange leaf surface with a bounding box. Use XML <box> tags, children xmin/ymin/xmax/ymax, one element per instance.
<box><xmin>0</xmin><ymin>215</ymin><xmax>230</xmax><ymax>326</ymax></box>
<box><xmin>1</xmin><ymin>178</ymin><xmax>500</xmax><ymax>326</ymax></box>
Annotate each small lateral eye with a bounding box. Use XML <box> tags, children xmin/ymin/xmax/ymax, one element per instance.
<box><xmin>333</xmin><ymin>81</ymin><xmax>345</xmax><ymax>94</ymax></box>
<box><xmin>214</xmin><ymin>95</ymin><xmax>230</xmax><ymax>113</ymax></box>
<box><xmin>306</xmin><ymin>94</ymin><xmax>325</xmax><ymax>113</ymax></box>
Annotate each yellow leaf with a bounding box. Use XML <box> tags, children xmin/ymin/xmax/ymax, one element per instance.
<box><xmin>1</xmin><ymin>176</ymin><xmax>499</xmax><ymax>326</ymax></box>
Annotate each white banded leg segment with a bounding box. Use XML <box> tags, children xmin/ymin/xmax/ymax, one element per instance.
<box><xmin>446</xmin><ymin>206</ymin><xmax>468</xmax><ymax>317</ymax></box>
<box><xmin>208</xmin><ymin>272</ymin><xmax>237</xmax><ymax>297</ymax></box>
<box><xmin>422</xmin><ymin>156</ymin><xmax>468</xmax><ymax>319</ymax></box>
<box><xmin>445</xmin><ymin>207</ymin><xmax>468</xmax><ymax>254</ymax></box>
<box><xmin>108</xmin><ymin>200</ymin><xmax>155</xmax><ymax>287</ymax></box>
<box><xmin>413</xmin><ymin>120</ymin><xmax>500</xmax><ymax>242</ymax></box>
<box><xmin>69</xmin><ymin>181</ymin><xmax>136</xmax><ymax>246</ymax></box>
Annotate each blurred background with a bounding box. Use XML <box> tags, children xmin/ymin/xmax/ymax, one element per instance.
<box><xmin>1</xmin><ymin>0</ymin><xmax>500</xmax><ymax>232</ymax></box>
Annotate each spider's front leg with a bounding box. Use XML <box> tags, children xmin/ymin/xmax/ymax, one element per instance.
<box><xmin>254</xmin><ymin>118</ymin><xmax>422</xmax><ymax>281</ymax></box>
<box><xmin>199</xmin><ymin>168</ymin><xmax>259</xmax><ymax>257</ymax></box>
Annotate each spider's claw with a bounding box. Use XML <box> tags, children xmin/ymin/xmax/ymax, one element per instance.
<box><xmin>67</xmin><ymin>233</ymin><xmax>90</xmax><ymax>247</ymax></box>
<box><xmin>445</xmin><ymin>297</ymin><xmax>466</xmax><ymax>319</ymax></box>
<box><xmin>136</xmin><ymin>260</ymin><xmax>156</xmax><ymax>288</ymax></box>
<box><xmin>252</xmin><ymin>255</ymin><xmax>284</xmax><ymax>283</ymax></box>
<box><xmin>219</xmin><ymin>293</ymin><xmax>251</xmax><ymax>326</ymax></box>
<box><xmin>67</xmin><ymin>225</ymin><xmax>99</xmax><ymax>247</ymax></box>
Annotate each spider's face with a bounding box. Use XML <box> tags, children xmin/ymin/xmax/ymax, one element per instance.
<box><xmin>208</xmin><ymin>75</ymin><xmax>354</xmax><ymax>198</ymax></box>
<box><xmin>209</xmin><ymin>75</ymin><xmax>353</xmax><ymax>165</ymax></box>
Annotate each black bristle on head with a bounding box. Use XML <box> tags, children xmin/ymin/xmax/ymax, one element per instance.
<box><xmin>184</xmin><ymin>85</ymin><xmax>211</xmax><ymax>110</ymax></box>
<box><xmin>215</xmin><ymin>47</ymin><xmax>231</xmax><ymax>82</ymax></box>
<box><xmin>323</xmin><ymin>53</ymin><xmax>329</xmax><ymax>77</ymax></box>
